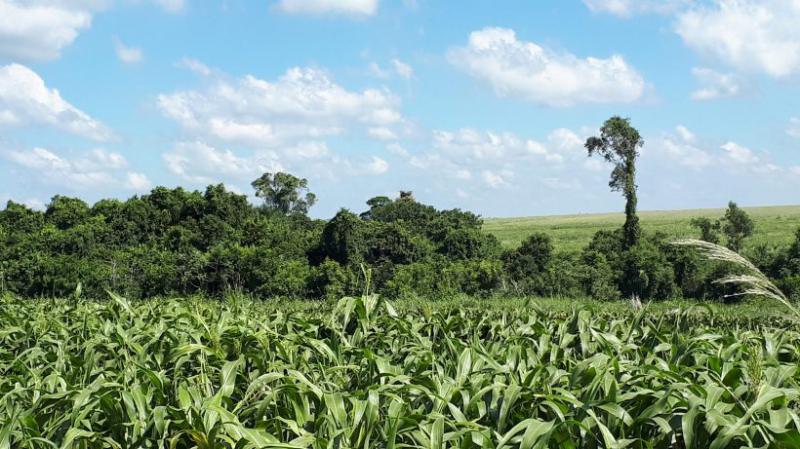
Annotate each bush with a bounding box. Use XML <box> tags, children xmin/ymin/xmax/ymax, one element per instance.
<box><xmin>502</xmin><ymin>233</ymin><xmax>553</xmax><ymax>294</ymax></box>
<box><xmin>311</xmin><ymin>259</ymin><xmax>359</xmax><ymax>299</ymax></box>
<box><xmin>619</xmin><ymin>242</ymin><xmax>677</xmax><ymax>300</ymax></box>
<box><xmin>437</xmin><ymin>228</ymin><xmax>500</xmax><ymax>260</ymax></box>
<box><xmin>578</xmin><ymin>251</ymin><xmax>621</xmax><ymax>300</ymax></box>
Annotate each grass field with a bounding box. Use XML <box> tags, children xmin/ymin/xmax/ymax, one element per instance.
<box><xmin>484</xmin><ymin>204</ymin><xmax>800</xmax><ymax>252</ymax></box>
<box><xmin>2</xmin><ymin>294</ymin><xmax>800</xmax><ymax>448</ymax></box>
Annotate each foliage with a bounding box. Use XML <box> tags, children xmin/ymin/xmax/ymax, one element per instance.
<box><xmin>251</xmin><ymin>172</ymin><xmax>317</xmax><ymax>215</ymax></box>
<box><xmin>502</xmin><ymin>232</ymin><xmax>553</xmax><ymax>294</ymax></box>
<box><xmin>0</xmin><ymin>170</ymin><xmax>798</xmax><ymax>302</ymax></box>
<box><xmin>722</xmin><ymin>201</ymin><xmax>755</xmax><ymax>252</ymax></box>
<box><xmin>585</xmin><ymin>116</ymin><xmax>644</xmax><ymax>249</ymax></box>
<box><xmin>690</xmin><ymin>216</ymin><xmax>721</xmax><ymax>244</ymax></box>
<box><xmin>2</xmin><ymin>294</ymin><xmax>800</xmax><ymax>447</ymax></box>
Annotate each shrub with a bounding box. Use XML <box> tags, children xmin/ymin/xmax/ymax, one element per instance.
<box><xmin>619</xmin><ymin>242</ymin><xmax>677</xmax><ymax>300</ymax></box>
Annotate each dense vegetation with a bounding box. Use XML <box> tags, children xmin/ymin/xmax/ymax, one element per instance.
<box><xmin>1</xmin><ymin>116</ymin><xmax>798</xmax><ymax>302</ymax></box>
<box><xmin>3</xmin><ymin>294</ymin><xmax>800</xmax><ymax>448</ymax></box>
<box><xmin>1</xmin><ymin>183</ymin><xmax>798</xmax><ymax>303</ymax></box>
<box><xmin>1</xmin><ymin>177</ymin><xmax>800</xmax><ymax>302</ymax></box>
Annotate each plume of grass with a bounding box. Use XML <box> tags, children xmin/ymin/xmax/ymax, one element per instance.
<box><xmin>673</xmin><ymin>238</ymin><xmax>799</xmax><ymax>318</ymax></box>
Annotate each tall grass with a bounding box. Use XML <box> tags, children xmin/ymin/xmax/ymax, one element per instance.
<box><xmin>674</xmin><ymin>238</ymin><xmax>799</xmax><ymax>318</ymax></box>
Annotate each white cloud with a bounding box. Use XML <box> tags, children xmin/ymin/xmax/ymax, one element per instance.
<box><xmin>482</xmin><ymin>170</ymin><xmax>510</xmax><ymax>189</ymax></box>
<box><xmin>542</xmin><ymin>177</ymin><xmax>581</xmax><ymax>191</ymax></box>
<box><xmin>0</xmin><ymin>63</ymin><xmax>114</xmax><ymax>141</ymax></box>
<box><xmin>162</xmin><ymin>139</ymin><xmax>390</xmax><ymax>186</ymax></box>
<box><xmin>22</xmin><ymin>198</ymin><xmax>45</xmax><ymax>210</ymax></box>
<box><xmin>365</xmin><ymin>155</ymin><xmax>389</xmax><ymax>174</ymax></box>
<box><xmin>395</xmin><ymin>126</ymin><xmax>590</xmax><ymax>196</ymax></box>
<box><xmin>163</xmin><ymin>141</ymin><xmax>279</xmax><ymax>184</ymax></box>
<box><xmin>275</xmin><ymin>0</ymin><xmax>378</xmax><ymax>16</ymax></box>
<box><xmin>157</xmin><ymin>66</ymin><xmax>403</xmax><ymax>147</ymax></box>
<box><xmin>5</xmin><ymin>147</ymin><xmax>133</xmax><ymax>189</ymax></box>
<box><xmin>791</xmin><ymin>166</ymin><xmax>800</xmax><ymax>176</ymax></box>
<box><xmin>676</xmin><ymin>0</ymin><xmax>800</xmax><ymax>78</ymax></box>
<box><xmin>391</xmin><ymin>59</ymin><xmax>413</xmax><ymax>79</ymax></box>
<box><xmin>656</xmin><ymin>125</ymin><xmax>781</xmax><ymax>173</ymax></box>
<box><xmin>660</xmin><ymin>134</ymin><xmax>713</xmax><ymax>170</ymax></box>
<box><xmin>386</xmin><ymin>143</ymin><xmax>409</xmax><ymax>157</ymax></box>
<box><xmin>288</xmin><ymin>140</ymin><xmax>330</xmax><ymax>159</ymax></box>
<box><xmin>0</xmin><ymin>0</ymin><xmax>99</xmax><ymax>61</ymax></box>
<box><xmin>125</xmin><ymin>171</ymin><xmax>151</xmax><ymax>190</ymax></box>
<box><xmin>177</xmin><ymin>58</ymin><xmax>212</xmax><ymax>76</ymax></box>
<box><xmin>368</xmin><ymin>59</ymin><xmax>413</xmax><ymax>80</ymax></box>
<box><xmin>720</xmin><ymin>141</ymin><xmax>759</xmax><ymax>164</ymax></box>
<box><xmin>448</xmin><ymin>27</ymin><xmax>645</xmax><ymax>106</ymax></box>
<box><xmin>787</xmin><ymin>117</ymin><xmax>800</xmax><ymax>139</ymax></box>
<box><xmin>547</xmin><ymin>128</ymin><xmax>584</xmax><ymax>154</ymax></box>
<box><xmin>113</xmin><ymin>37</ymin><xmax>143</xmax><ymax>63</ymax></box>
<box><xmin>429</xmin><ymin>127</ymin><xmax>583</xmax><ymax>164</ymax></box>
<box><xmin>690</xmin><ymin>67</ymin><xmax>743</xmax><ymax>100</ymax></box>
<box><xmin>583</xmin><ymin>0</ymin><xmax>690</xmax><ymax>17</ymax></box>
<box><xmin>584</xmin><ymin>158</ymin><xmax>605</xmax><ymax>171</ymax></box>
<box><xmin>675</xmin><ymin>125</ymin><xmax>695</xmax><ymax>143</ymax></box>
<box><xmin>368</xmin><ymin>126</ymin><xmax>397</xmax><ymax>140</ymax></box>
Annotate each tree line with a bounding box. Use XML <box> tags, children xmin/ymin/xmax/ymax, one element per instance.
<box><xmin>1</xmin><ymin>116</ymin><xmax>798</xmax><ymax>301</ymax></box>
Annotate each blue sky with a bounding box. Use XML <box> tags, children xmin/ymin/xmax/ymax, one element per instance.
<box><xmin>1</xmin><ymin>0</ymin><xmax>799</xmax><ymax>218</ymax></box>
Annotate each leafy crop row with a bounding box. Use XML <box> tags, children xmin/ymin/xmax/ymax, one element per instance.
<box><xmin>1</xmin><ymin>294</ymin><xmax>799</xmax><ymax>448</ymax></box>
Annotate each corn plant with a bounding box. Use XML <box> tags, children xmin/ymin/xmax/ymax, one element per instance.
<box><xmin>1</xmin><ymin>292</ymin><xmax>800</xmax><ymax>448</ymax></box>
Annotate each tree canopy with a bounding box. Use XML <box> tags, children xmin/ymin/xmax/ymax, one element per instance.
<box><xmin>585</xmin><ymin>116</ymin><xmax>644</xmax><ymax>249</ymax></box>
<box><xmin>251</xmin><ymin>172</ymin><xmax>316</xmax><ymax>215</ymax></box>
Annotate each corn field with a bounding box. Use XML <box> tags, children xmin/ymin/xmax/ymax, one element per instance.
<box><xmin>2</xmin><ymin>294</ymin><xmax>800</xmax><ymax>448</ymax></box>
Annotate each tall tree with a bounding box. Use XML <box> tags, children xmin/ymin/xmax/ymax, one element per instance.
<box><xmin>722</xmin><ymin>201</ymin><xmax>754</xmax><ymax>252</ymax></box>
<box><xmin>585</xmin><ymin>116</ymin><xmax>644</xmax><ymax>249</ymax></box>
<box><xmin>251</xmin><ymin>172</ymin><xmax>316</xmax><ymax>215</ymax></box>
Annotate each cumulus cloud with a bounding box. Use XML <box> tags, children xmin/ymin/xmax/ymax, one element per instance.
<box><xmin>429</xmin><ymin>127</ymin><xmax>582</xmax><ymax>164</ymax></box>
<box><xmin>583</xmin><ymin>0</ymin><xmax>690</xmax><ymax>17</ymax></box>
<box><xmin>0</xmin><ymin>0</ymin><xmax>99</xmax><ymax>61</ymax></box>
<box><xmin>163</xmin><ymin>141</ymin><xmax>281</xmax><ymax>184</ymax></box>
<box><xmin>659</xmin><ymin>139</ymin><xmax>713</xmax><ymax>170</ymax></box>
<box><xmin>365</xmin><ymin>155</ymin><xmax>389</xmax><ymax>174</ymax></box>
<box><xmin>163</xmin><ymin>139</ymin><xmax>388</xmax><ymax>187</ymax></box>
<box><xmin>4</xmin><ymin>147</ymin><xmax>139</xmax><ymax>189</ymax></box>
<box><xmin>676</xmin><ymin>0</ymin><xmax>800</xmax><ymax>78</ymax></box>
<box><xmin>395</xmin><ymin>126</ymin><xmax>588</xmax><ymax>194</ymax></box>
<box><xmin>157</xmin><ymin>66</ymin><xmax>403</xmax><ymax>147</ymax></box>
<box><xmin>482</xmin><ymin>170</ymin><xmax>510</xmax><ymax>189</ymax></box>
<box><xmin>368</xmin><ymin>127</ymin><xmax>397</xmax><ymax>140</ymax></box>
<box><xmin>720</xmin><ymin>141</ymin><xmax>759</xmax><ymax>165</ymax></box>
<box><xmin>275</xmin><ymin>0</ymin><xmax>378</xmax><ymax>16</ymax></box>
<box><xmin>0</xmin><ymin>63</ymin><xmax>114</xmax><ymax>141</ymax></box>
<box><xmin>125</xmin><ymin>172</ymin><xmax>151</xmax><ymax>191</ymax></box>
<box><xmin>690</xmin><ymin>67</ymin><xmax>744</xmax><ymax>100</ymax></box>
<box><xmin>113</xmin><ymin>37</ymin><xmax>143</xmax><ymax>64</ymax></box>
<box><xmin>448</xmin><ymin>27</ymin><xmax>645</xmax><ymax>107</ymax></box>
<box><xmin>656</xmin><ymin>125</ymin><xmax>782</xmax><ymax>173</ymax></box>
